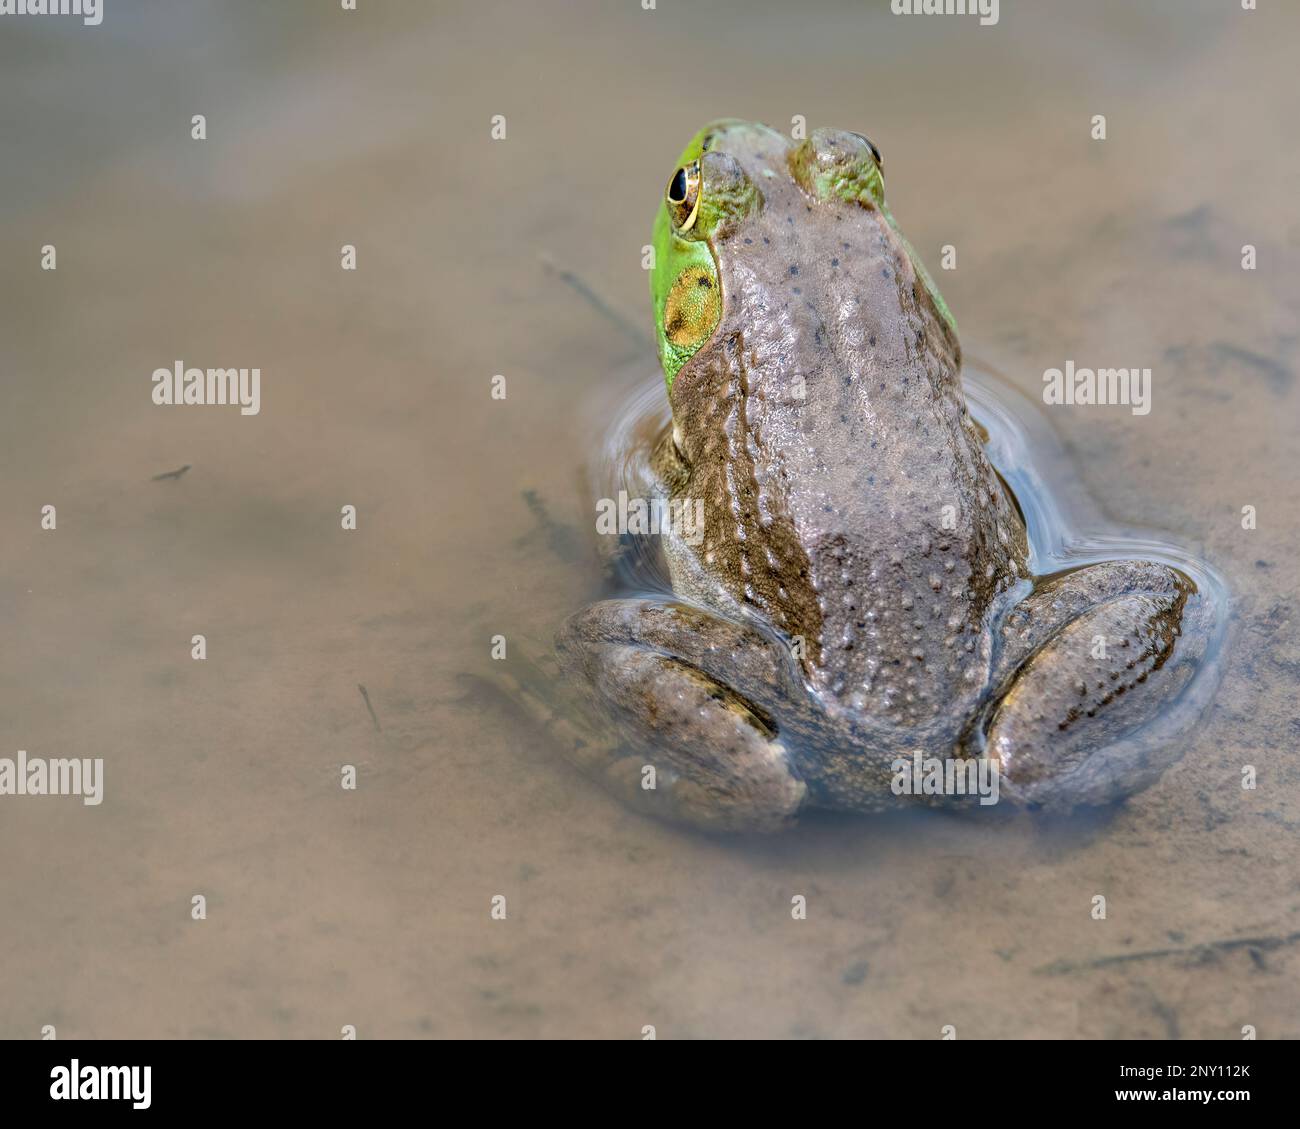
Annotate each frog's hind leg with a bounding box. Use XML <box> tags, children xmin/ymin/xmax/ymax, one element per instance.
<box><xmin>976</xmin><ymin>560</ymin><xmax>1218</xmax><ymax>808</ymax></box>
<box><xmin>557</xmin><ymin>598</ymin><xmax>808</xmax><ymax>832</ymax></box>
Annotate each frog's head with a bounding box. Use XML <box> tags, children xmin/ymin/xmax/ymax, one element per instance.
<box><xmin>651</xmin><ymin>120</ymin><xmax>762</xmax><ymax>391</ymax></box>
<box><xmin>650</xmin><ymin>119</ymin><xmax>956</xmax><ymax>394</ymax></box>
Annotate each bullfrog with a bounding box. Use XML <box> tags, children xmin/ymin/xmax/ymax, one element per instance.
<box><xmin>555</xmin><ymin>119</ymin><xmax>1217</xmax><ymax>832</ymax></box>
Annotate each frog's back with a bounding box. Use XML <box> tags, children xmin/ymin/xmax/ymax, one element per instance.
<box><xmin>664</xmin><ymin>124</ymin><xmax>1027</xmax><ymax>726</ymax></box>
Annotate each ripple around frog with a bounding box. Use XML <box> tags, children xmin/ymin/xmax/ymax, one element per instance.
<box><xmin>585</xmin><ymin>355</ymin><xmax>1229</xmax><ymax>796</ymax></box>
<box><xmin>960</xmin><ymin>355</ymin><xmax>1229</xmax><ymax>786</ymax></box>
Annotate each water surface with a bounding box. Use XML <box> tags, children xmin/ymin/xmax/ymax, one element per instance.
<box><xmin>1</xmin><ymin>0</ymin><xmax>1297</xmax><ymax>1038</ymax></box>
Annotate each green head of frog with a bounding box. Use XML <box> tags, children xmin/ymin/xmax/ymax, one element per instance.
<box><xmin>649</xmin><ymin>119</ymin><xmax>955</xmax><ymax>393</ymax></box>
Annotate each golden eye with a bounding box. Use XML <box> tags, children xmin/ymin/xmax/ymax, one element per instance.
<box><xmin>851</xmin><ymin>132</ymin><xmax>882</xmax><ymax>168</ymax></box>
<box><xmin>665</xmin><ymin>160</ymin><xmax>702</xmax><ymax>231</ymax></box>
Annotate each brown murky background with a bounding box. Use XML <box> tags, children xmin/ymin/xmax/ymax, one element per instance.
<box><xmin>1</xmin><ymin>0</ymin><xmax>1297</xmax><ymax>1039</ymax></box>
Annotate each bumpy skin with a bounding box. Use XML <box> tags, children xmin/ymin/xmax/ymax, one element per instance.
<box><xmin>557</xmin><ymin>121</ymin><xmax>1217</xmax><ymax>831</ymax></box>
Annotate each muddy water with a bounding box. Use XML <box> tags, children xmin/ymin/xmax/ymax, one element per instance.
<box><xmin>1</xmin><ymin>1</ymin><xmax>1297</xmax><ymax>1038</ymax></box>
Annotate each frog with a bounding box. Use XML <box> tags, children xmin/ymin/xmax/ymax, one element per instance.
<box><xmin>554</xmin><ymin>119</ymin><xmax>1218</xmax><ymax>832</ymax></box>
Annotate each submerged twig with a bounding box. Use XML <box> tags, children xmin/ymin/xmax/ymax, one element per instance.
<box><xmin>539</xmin><ymin>252</ymin><xmax>649</xmax><ymax>351</ymax></box>
<box><xmin>357</xmin><ymin>683</ymin><xmax>381</xmax><ymax>731</ymax></box>
<box><xmin>1036</xmin><ymin>930</ymin><xmax>1300</xmax><ymax>975</ymax></box>
<box><xmin>519</xmin><ymin>488</ymin><xmax>582</xmax><ymax>563</ymax></box>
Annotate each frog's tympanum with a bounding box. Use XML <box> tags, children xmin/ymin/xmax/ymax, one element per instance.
<box><xmin>557</xmin><ymin>120</ymin><xmax>1218</xmax><ymax>831</ymax></box>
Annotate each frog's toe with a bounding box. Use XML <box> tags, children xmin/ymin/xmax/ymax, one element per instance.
<box><xmin>982</xmin><ymin>567</ymin><xmax>1216</xmax><ymax>808</ymax></box>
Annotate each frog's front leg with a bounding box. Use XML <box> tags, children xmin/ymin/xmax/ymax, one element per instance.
<box><xmin>978</xmin><ymin>560</ymin><xmax>1217</xmax><ymax>808</ymax></box>
<box><xmin>557</xmin><ymin>598</ymin><xmax>807</xmax><ymax>832</ymax></box>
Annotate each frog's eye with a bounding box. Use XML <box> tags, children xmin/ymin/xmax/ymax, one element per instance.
<box><xmin>789</xmin><ymin>128</ymin><xmax>885</xmax><ymax>210</ymax></box>
<box><xmin>665</xmin><ymin>161</ymin><xmax>702</xmax><ymax>232</ymax></box>
<box><xmin>850</xmin><ymin>132</ymin><xmax>882</xmax><ymax>168</ymax></box>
